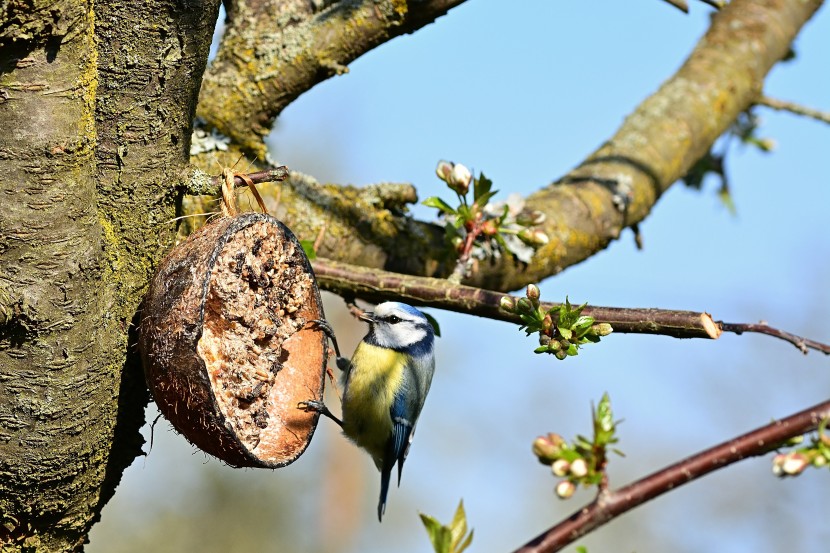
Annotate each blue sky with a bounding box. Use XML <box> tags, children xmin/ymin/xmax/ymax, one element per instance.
<box><xmin>90</xmin><ymin>2</ymin><xmax>830</xmax><ymax>552</ymax></box>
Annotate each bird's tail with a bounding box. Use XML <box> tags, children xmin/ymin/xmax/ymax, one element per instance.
<box><xmin>378</xmin><ymin>462</ymin><xmax>393</xmax><ymax>522</ymax></box>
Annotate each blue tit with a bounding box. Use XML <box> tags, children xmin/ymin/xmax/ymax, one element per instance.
<box><xmin>302</xmin><ymin>302</ymin><xmax>436</xmax><ymax>521</ymax></box>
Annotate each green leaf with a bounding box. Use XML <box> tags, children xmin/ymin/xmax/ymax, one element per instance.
<box><xmin>300</xmin><ymin>239</ymin><xmax>317</xmax><ymax>260</ymax></box>
<box><xmin>420</xmin><ymin>514</ymin><xmax>453</xmax><ymax>553</ymax></box>
<box><xmin>492</xmin><ymin>232</ymin><xmax>509</xmax><ymax>251</ymax></box>
<box><xmin>474</xmin><ymin>189</ymin><xmax>498</xmax><ymax>208</ymax></box>
<box><xmin>576</xmin><ymin>546</ymin><xmax>589</xmax><ymax>553</ymax></box>
<box><xmin>474</xmin><ymin>173</ymin><xmax>493</xmax><ymax>202</ymax></box>
<box><xmin>449</xmin><ymin>501</ymin><xmax>468</xmax><ymax>550</ymax></box>
<box><xmin>595</xmin><ymin>393</ymin><xmax>614</xmax><ymax>433</ymax></box>
<box><xmin>457</xmin><ymin>529</ymin><xmax>474</xmax><ymax>553</ymax></box>
<box><xmin>423</xmin><ymin>312</ymin><xmax>442</xmax><ymax>338</ymax></box>
<box><xmin>423</xmin><ymin>196</ymin><xmax>457</xmax><ymax>215</ymax></box>
<box><xmin>573</xmin><ymin>315</ymin><xmax>595</xmax><ymax>331</ymax></box>
<box><xmin>718</xmin><ymin>183</ymin><xmax>737</xmax><ymax>216</ymax></box>
<box><xmin>421</xmin><ymin>501</ymin><xmax>474</xmax><ymax>553</ymax></box>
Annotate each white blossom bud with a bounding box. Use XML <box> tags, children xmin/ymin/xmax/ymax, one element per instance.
<box><xmin>569</xmin><ymin>458</ymin><xmax>588</xmax><ymax>478</ymax></box>
<box><xmin>555</xmin><ymin>480</ymin><xmax>575</xmax><ymax>499</ymax></box>
<box><xmin>781</xmin><ymin>453</ymin><xmax>809</xmax><ymax>475</ymax></box>
<box><xmin>448</xmin><ymin>163</ymin><xmax>472</xmax><ymax>195</ymax></box>
<box><xmin>436</xmin><ymin>160</ymin><xmax>453</xmax><ymax>183</ymax></box>
<box><xmin>526</xmin><ymin>283</ymin><xmax>540</xmax><ymax>301</ymax></box>
<box><xmin>551</xmin><ymin>459</ymin><xmax>570</xmax><ymax>477</ymax></box>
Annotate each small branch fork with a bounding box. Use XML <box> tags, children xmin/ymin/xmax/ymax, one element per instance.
<box><xmin>513</xmin><ymin>399</ymin><xmax>830</xmax><ymax>553</ymax></box>
<box><xmin>312</xmin><ymin>259</ymin><xmax>830</xmax><ymax>355</ymax></box>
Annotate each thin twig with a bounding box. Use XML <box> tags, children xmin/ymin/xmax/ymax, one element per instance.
<box><xmin>182</xmin><ymin>166</ymin><xmax>289</xmax><ymax>197</ymax></box>
<box><xmin>657</xmin><ymin>0</ymin><xmax>724</xmax><ymax>13</ymax></box>
<box><xmin>213</xmin><ymin>166</ymin><xmax>289</xmax><ymax>192</ymax></box>
<box><xmin>312</xmin><ymin>258</ymin><xmax>830</xmax><ymax>353</ymax></box>
<box><xmin>514</xmin><ymin>399</ymin><xmax>830</xmax><ymax>553</ymax></box>
<box><xmin>720</xmin><ymin>322</ymin><xmax>830</xmax><ymax>355</ymax></box>
<box><xmin>756</xmin><ymin>95</ymin><xmax>830</xmax><ymax>125</ymax></box>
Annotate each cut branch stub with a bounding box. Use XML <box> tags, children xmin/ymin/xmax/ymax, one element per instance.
<box><xmin>139</xmin><ymin>212</ymin><xmax>327</xmax><ymax>467</ymax></box>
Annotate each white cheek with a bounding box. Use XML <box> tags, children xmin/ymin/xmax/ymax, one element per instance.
<box><xmin>376</xmin><ymin>324</ymin><xmax>425</xmax><ymax>349</ymax></box>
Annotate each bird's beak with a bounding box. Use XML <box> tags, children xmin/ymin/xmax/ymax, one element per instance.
<box><xmin>358</xmin><ymin>311</ymin><xmax>374</xmax><ymax>324</ymax></box>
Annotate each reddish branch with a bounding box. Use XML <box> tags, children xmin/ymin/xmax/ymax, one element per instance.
<box><xmin>514</xmin><ymin>399</ymin><xmax>830</xmax><ymax>553</ymax></box>
<box><xmin>312</xmin><ymin>258</ymin><xmax>830</xmax><ymax>354</ymax></box>
<box><xmin>720</xmin><ymin>322</ymin><xmax>830</xmax><ymax>355</ymax></box>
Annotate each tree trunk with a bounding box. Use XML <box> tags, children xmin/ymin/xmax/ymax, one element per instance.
<box><xmin>0</xmin><ymin>1</ymin><xmax>220</xmax><ymax>550</ymax></box>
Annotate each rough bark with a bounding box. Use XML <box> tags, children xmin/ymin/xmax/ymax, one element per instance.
<box><xmin>0</xmin><ymin>0</ymin><xmax>823</xmax><ymax>550</ymax></box>
<box><xmin>197</xmin><ymin>0</ymin><xmax>466</xmax><ymax>158</ymax></box>
<box><xmin>0</xmin><ymin>0</ymin><xmax>220</xmax><ymax>550</ymax></box>
<box><xmin>194</xmin><ymin>0</ymin><xmax>822</xmax><ymax>294</ymax></box>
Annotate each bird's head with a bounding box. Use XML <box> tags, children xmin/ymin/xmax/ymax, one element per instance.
<box><xmin>361</xmin><ymin>302</ymin><xmax>434</xmax><ymax>351</ymax></box>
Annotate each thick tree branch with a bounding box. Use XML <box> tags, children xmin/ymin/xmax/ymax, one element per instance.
<box><xmin>191</xmin><ymin>0</ymin><xmax>824</xmax><ymax>295</ymax></box>
<box><xmin>514</xmin><ymin>398</ymin><xmax>830</xmax><ymax>553</ymax></box>
<box><xmin>313</xmin><ymin>259</ymin><xmax>830</xmax><ymax>353</ymax></box>
<box><xmin>198</xmin><ymin>0</ymin><xmax>467</xmax><ymax>158</ymax></box>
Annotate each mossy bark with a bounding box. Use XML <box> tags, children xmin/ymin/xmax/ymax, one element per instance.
<box><xmin>194</xmin><ymin>0</ymin><xmax>823</xmax><ymax>295</ymax></box>
<box><xmin>0</xmin><ymin>0</ymin><xmax>823</xmax><ymax>550</ymax></box>
<box><xmin>0</xmin><ymin>1</ymin><xmax>220</xmax><ymax>551</ymax></box>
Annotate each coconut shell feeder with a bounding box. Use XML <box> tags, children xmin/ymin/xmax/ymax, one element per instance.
<box><xmin>138</xmin><ymin>168</ymin><xmax>329</xmax><ymax>468</ymax></box>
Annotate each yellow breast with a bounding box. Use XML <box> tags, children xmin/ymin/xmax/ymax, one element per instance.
<box><xmin>341</xmin><ymin>342</ymin><xmax>407</xmax><ymax>465</ymax></box>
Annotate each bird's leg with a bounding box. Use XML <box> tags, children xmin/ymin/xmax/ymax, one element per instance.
<box><xmin>297</xmin><ymin>400</ymin><xmax>344</xmax><ymax>428</ymax></box>
<box><xmin>309</xmin><ymin>319</ymin><xmax>351</xmax><ymax>371</ymax></box>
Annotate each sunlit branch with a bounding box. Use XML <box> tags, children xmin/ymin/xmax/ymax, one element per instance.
<box><xmin>313</xmin><ymin>258</ymin><xmax>830</xmax><ymax>354</ymax></box>
<box><xmin>756</xmin><ymin>95</ymin><xmax>830</xmax><ymax>125</ymax></box>
<box><xmin>513</xmin><ymin>398</ymin><xmax>830</xmax><ymax>553</ymax></box>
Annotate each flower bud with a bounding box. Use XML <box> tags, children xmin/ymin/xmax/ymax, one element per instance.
<box><xmin>555</xmin><ymin>480</ymin><xmax>575</xmax><ymax>499</ymax></box>
<box><xmin>518</xmin><ymin>229</ymin><xmax>550</xmax><ymax>246</ymax></box>
<box><xmin>554</xmin><ymin>349</ymin><xmax>568</xmax><ymax>360</ymax></box>
<box><xmin>592</xmin><ymin>323</ymin><xmax>614</xmax><ymax>336</ymax></box>
<box><xmin>781</xmin><ymin>453</ymin><xmax>809</xmax><ymax>475</ymax></box>
<box><xmin>551</xmin><ymin>459</ymin><xmax>570</xmax><ymax>477</ymax></box>
<box><xmin>499</xmin><ymin>296</ymin><xmax>516</xmax><ymax>312</ymax></box>
<box><xmin>542</xmin><ymin>313</ymin><xmax>553</xmax><ymax>332</ymax></box>
<box><xmin>813</xmin><ymin>455</ymin><xmax>827</xmax><ymax>468</ymax></box>
<box><xmin>448</xmin><ymin>163</ymin><xmax>472</xmax><ymax>195</ymax></box>
<box><xmin>516</xmin><ymin>297</ymin><xmax>532</xmax><ymax>312</ymax></box>
<box><xmin>538</xmin><ymin>333</ymin><xmax>551</xmax><ymax>346</ymax></box>
<box><xmin>526</xmin><ymin>283</ymin><xmax>540</xmax><ymax>301</ymax></box>
<box><xmin>436</xmin><ymin>160</ymin><xmax>453</xmax><ymax>183</ymax></box>
<box><xmin>569</xmin><ymin>458</ymin><xmax>588</xmax><ymax>478</ymax></box>
<box><xmin>532</xmin><ymin>433</ymin><xmax>565</xmax><ymax>462</ymax></box>
<box><xmin>481</xmin><ymin>219</ymin><xmax>498</xmax><ymax>236</ymax></box>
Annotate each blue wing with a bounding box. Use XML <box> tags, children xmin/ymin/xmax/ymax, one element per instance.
<box><xmin>377</xmin><ymin>353</ymin><xmax>434</xmax><ymax>521</ymax></box>
<box><xmin>378</xmin><ymin>391</ymin><xmax>414</xmax><ymax>521</ymax></box>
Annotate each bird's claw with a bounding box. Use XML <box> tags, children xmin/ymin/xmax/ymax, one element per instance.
<box><xmin>297</xmin><ymin>399</ymin><xmax>323</xmax><ymax>412</ymax></box>
<box><xmin>309</xmin><ymin>318</ymin><xmax>342</xmax><ymax>358</ymax></box>
<box><xmin>298</xmin><ymin>398</ymin><xmax>343</xmax><ymax>428</ymax></box>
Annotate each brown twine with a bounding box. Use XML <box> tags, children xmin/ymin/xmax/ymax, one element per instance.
<box><xmin>220</xmin><ymin>168</ymin><xmax>270</xmax><ymax>217</ymax></box>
